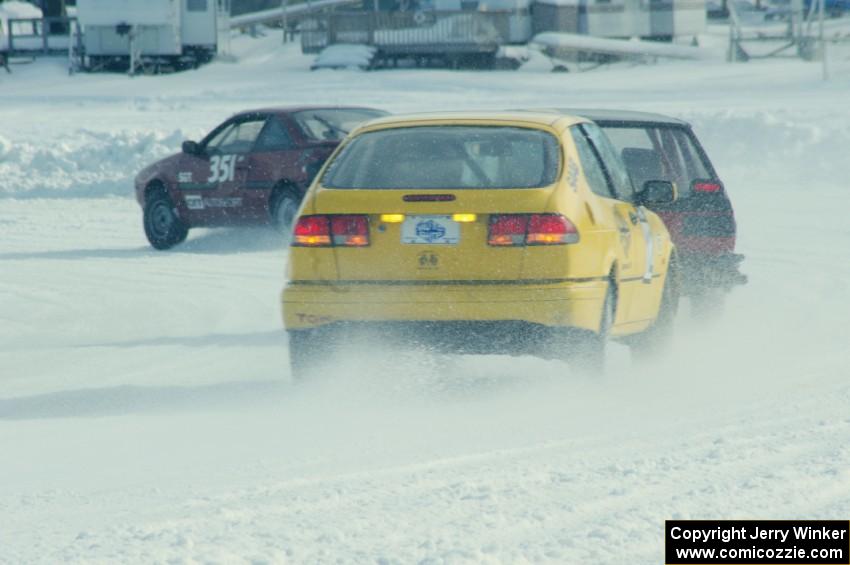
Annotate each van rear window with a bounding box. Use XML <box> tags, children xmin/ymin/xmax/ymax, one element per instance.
<box><xmin>322</xmin><ymin>126</ymin><xmax>561</xmax><ymax>189</ymax></box>
<box><xmin>601</xmin><ymin>125</ymin><xmax>712</xmax><ymax>198</ymax></box>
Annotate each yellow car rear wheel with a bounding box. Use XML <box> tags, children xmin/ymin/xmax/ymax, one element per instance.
<box><xmin>570</xmin><ymin>279</ymin><xmax>616</xmax><ymax>376</ymax></box>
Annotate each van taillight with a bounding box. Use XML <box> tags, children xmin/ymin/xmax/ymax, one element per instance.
<box><xmin>293</xmin><ymin>215</ymin><xmax>369</xmax><ymax>247</ymax></box>
<box><xmin>693</xmin><ymin>181</ymin><xmax>723</xmax><ymax>193</ymax></box>
<box><xmin>488</xmin><ymin>214</ymin><xmax>578</xmax><ymax>246</ymax></box>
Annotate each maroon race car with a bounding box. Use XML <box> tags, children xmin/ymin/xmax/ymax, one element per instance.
<box><xmin>569</xmin><ymin>109</ymin><xmax>747</xmax><ymax>312</ymax></box>
<box><xmin>134</xmin><ymin>106</ymin><xmax>388</xmax><ymax>249</ymax></box>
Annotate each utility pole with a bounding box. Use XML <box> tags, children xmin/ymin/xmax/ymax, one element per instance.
<box><xmin>281</xmin><ymin>0</ymin><xmax>289</xmax><ymax>43</ymax></box>
<box><xmin>819</xmin><ymin>0</ymin><xmax>828</xmax><ymax>79</ymax></box>
<box><xmin>217</xmin><ymin>0</ymin><xmax>234</xmax><ymax>60</ymax></box>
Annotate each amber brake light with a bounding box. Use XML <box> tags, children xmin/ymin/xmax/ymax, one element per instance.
<box><xmin>527</xmin><ymin>214</ymin><xmax>578</xmax><ymax>245</ymax></box>
<box><xmin>331</xmin><ymin>215</ymin><xmax>370</xmax><ymax>247</ymax></box>
<box><xmin>488</xmin><ymin>214</ymin><xmax>578</xmax><ymax>246</ymax></box>
<box><xmin>292</xmin><ymin>215</ymin><xmax>369</xmax><ymax>247</ymax></box>
<box><xmin>488</xmin><ymin>215</ymin><xmax>528</xmax><ymax>246</ymax></box>
<box><xmin>293</xmin><ymin>215</ymin><xmax>331</xmax><ymax>247</ymax></box>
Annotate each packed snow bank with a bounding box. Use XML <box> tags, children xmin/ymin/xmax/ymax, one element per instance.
<box><xmin>1</xmin><ymin>110</ymin><xmax>845</xmax><ymax>199</ymax></box>
<box><xmin>686</xmin><ymin>111</ymin><xmax>847</xmax><ymax>188</ymax></box>
<box><xmin>311</xmin><ymin>44</ymin><xmax>377</xmax><ymax>70</ymax></box>
<box><xmin>0</xmin><ymin>129</ymin><xmax>186</xmax><ymax>198</ymax></box>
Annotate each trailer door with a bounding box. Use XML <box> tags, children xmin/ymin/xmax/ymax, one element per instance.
<box><xmin>182</xmin><ymin>0</ymin><xmax>217</xmax><ymax>48</ymax></box>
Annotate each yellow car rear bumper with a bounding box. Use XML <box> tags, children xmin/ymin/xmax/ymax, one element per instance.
<box><xmin>282</xmin><ymin>279</ymin><xmax>608</xmax><ymax>332</ymax></box>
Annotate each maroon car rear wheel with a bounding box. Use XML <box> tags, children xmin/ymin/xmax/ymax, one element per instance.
<box><xmin>272</xmin><ymin>190</ymin><xmax>300</xmax><ymax>238</ymax></box>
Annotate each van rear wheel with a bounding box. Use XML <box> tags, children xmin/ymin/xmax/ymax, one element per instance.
<box><xmin>630</xmin><ymin>263</ymin><xmax>680</xmax><ymax>361</ymax></box>
<box><xmin>689</xmin><ymin>287</ymin><xmax>725</xmax><ymax>320</ymax></box>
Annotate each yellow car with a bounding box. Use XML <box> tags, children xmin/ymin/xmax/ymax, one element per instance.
<box><xmin>281</xmin><ymin>111</ymin><xmax>679</xmax><ymax>378</ymax></box>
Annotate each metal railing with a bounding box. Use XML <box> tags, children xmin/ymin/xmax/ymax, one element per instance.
<box><xmin>6</xmin><ymin>16</ymin><xmax>77</xmax><ymax>55</ymax></box>
<box><xmin>302</xmin><ymin>11</ymin><xmax>513</xmax><ymax>54</ymax></box>
<box><xmin>229</xmin><ymin>0</ymin><xmax>361</xmax><ymax>28</ymax></box>
<box><xmin>726</xmin><ymin>0</ymin><xmax>850</xmax><ymax>63</ymax></box>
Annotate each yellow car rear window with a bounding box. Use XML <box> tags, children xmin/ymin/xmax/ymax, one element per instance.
<box><xmin>322</xmin><ymin>126</ymin><xmax>560</xmax><ymax>189</ymax></box>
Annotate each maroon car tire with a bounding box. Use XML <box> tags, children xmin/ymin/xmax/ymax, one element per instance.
<box><xmin>271</xmin><ymin>189</ymin><xmax>300</xmax><ymax>238</ymax></box>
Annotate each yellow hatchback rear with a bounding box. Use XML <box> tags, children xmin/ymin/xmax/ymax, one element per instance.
<box><xmin>282</xmin><ymin>112</ymin><xmax>678</xmax><ymax>378</ymax></box>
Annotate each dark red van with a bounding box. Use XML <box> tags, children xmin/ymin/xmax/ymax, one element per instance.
<box><xmin>565</xmin><ymin>109</ymin><xmax>747</xmax><ymax>310</ymax></box>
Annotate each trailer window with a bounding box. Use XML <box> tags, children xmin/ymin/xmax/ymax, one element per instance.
<box><xmin>187</xmin><ymin>0</ymin><xmax>208</xmax><ymax>11</ymax></box>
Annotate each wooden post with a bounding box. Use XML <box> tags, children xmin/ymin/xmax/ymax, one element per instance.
<box><xmin>819</xmin><ymin>0</ymin><xmax>828</xmax><ymax>79</ymax></box>
<box><xmin>281</xmin><ymin>0</ymin><xmax>289</xmax><ymax>43</ymax></box>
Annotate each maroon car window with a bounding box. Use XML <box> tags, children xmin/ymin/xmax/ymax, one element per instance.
<box><xmin>203</xmin><ymin>122</ymin><xmax>236</xmax><ymax>152</ymax></box>
<box><xmin>293</xmin><ymin>109</ymin><xmax>387</xmax><ymax>142</ymax></box>
<box><xmin>323</xmin><ymin>126</ymin><xmax>560</xmax><ymax>189</ymax></box>
<box><xmin>254</xmin><ymin>117</ymin><xmax>295</xmax><ymax>152</ymax></box>
<box><xmin>207</xmin><ymin>119</ymin><xmax>265</xmax><ymax>154</ymax></box>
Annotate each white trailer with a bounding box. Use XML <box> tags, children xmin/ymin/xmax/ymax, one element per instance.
<box><xmin>532</xmin><ymin>0</ymin><xmax>705</xmax><ymax>40</ymax></box>
<box><xmin>432</xmin><ymin>0</ymin><xmax>533</xmax><ymax>42</ymax></box>
<box><xmin>75</xmin><ymin>0</ymin><xmax>219</xmax><ymax>72</ymax></box>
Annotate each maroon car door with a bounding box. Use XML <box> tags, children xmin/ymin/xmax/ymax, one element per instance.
<box><xmin>173</xmin><ymin>149</ymin><xmax>214</xmax><ymax>218</ymax></box>
<box><xmin>200</xmin><ymin>116</ymin><xmax>267</xmax><ymax>224</ymax></box>
<box><xmin>240</xmin><ymin>115</ymin><xmax>304</xmax><ymax>221</ymax></box>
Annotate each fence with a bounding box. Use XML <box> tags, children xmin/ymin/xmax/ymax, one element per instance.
<box><xmin>301</xmin><ymin>11</ymin><xmax>514</xmax><ymax>54</ymax></box>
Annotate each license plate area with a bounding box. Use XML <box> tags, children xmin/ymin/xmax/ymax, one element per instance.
<box><xmin>401</xmin><ymin>215</ymin><xmax>460</xmax><ymax>245</ymax></box>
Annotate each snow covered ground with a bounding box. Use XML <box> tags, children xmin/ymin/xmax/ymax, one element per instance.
<box><xmin>1</xmin><ymin>30</ymin><xmax>850</xmax><ymax>563</ymax></box>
